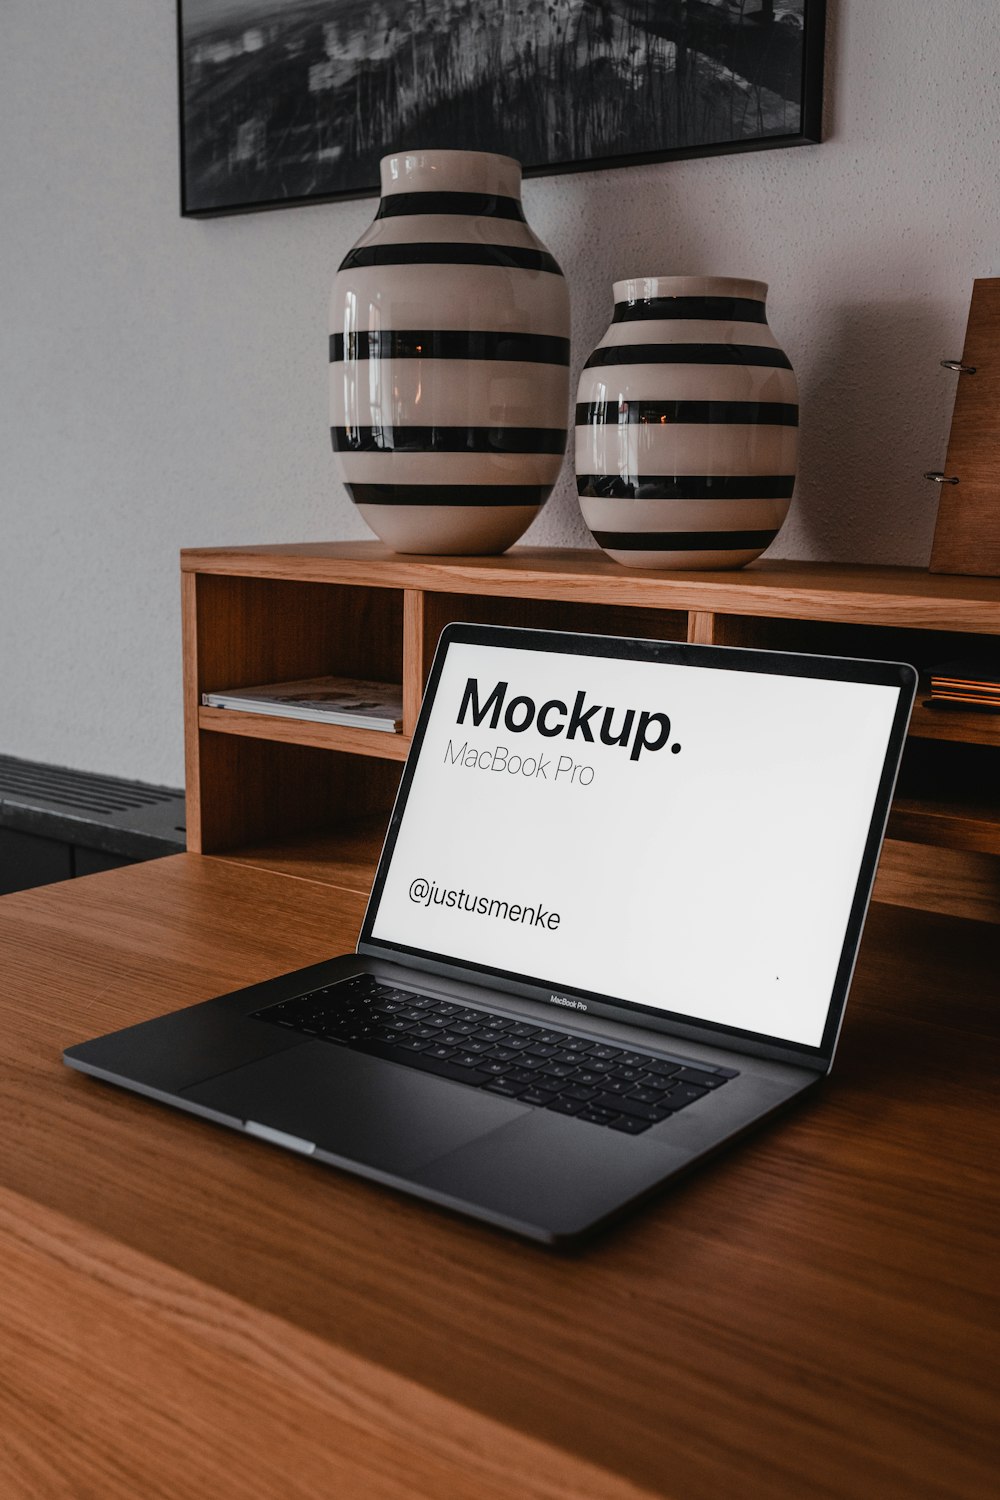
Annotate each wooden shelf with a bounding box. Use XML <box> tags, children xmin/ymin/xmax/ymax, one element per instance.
<box><xmin>888</xmin><ymin>796</ymin><xmax>1000</xmax><ymax>856</ymax></box>
<box><xmin>908</xmin><ymin>701</ymin><xmax>1000</xmax><ymax>747</ymax></box>
<box><xmin>199</xmin><ymin>707</ymin><xmax>410</xmax><ymax>761</ymax></box>
<box><xmin>181</xmin><ymin>543</ymin><xmax>1000</xmax><ymax>925</ymax></box>
<box><xmin>181</xmin><ymin>542</ymin><xmax>1000</xmax><ymax>631</ymax></box>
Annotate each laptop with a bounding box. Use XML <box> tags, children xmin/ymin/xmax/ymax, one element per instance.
<box><xmin>64</xmin><ymin>625</ymin><xmax>916</xmax><ymax>1245</ymax></box>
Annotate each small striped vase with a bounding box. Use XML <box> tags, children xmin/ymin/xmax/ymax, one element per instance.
<box><xmin>576</xmin><ymin>276</ymin><xmax>798</xmax><ymax>569</ymax></box>
<box><xmin>331</xmin><ymin>150</ymin><xmax>570</xmax><ymax>555</ymax></box>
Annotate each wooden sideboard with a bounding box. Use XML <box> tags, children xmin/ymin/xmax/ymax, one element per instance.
<box><xmin>181</xmin><ymin>543</ymin><xmax>1000</xmax><ymax>922</ymax></box>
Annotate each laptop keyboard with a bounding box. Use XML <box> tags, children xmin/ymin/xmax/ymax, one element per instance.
<box><xmin>252</xmin><ymin>975</ymin><xmax>738</xmax><ymax>1136</ymax></box>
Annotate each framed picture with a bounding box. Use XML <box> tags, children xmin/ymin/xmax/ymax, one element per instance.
<box><xmin>177</xmin><ymin>1</ymin><xmax>826</xmax><ymax>218</ymax></box>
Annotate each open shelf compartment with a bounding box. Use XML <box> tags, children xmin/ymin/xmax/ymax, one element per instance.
<box><xmin>190</xmin><ymin>736</ymin><xmax>401</xmax><ymax>867</ymax></box>
<box><xmin>416</xmin><ymin>592</ymin><xmax>689</xmax><ymax>692</ymax></box>
<box><xmin>189</xmin><ymin>571</ymin><xmax>405</xmax><ymax>751</ymax></box>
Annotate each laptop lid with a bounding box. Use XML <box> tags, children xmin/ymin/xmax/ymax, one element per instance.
<box><xmin>359</xmin><ymin>625</ymin><xmax>916</xmax><ymax>1071</ymax></box>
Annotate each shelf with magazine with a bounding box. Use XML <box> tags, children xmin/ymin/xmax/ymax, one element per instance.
<box><xmin>180</xmin><ymin>542</ymin><xmax>1000</xmax><ymax>922</ymax></box>
<box><xmin>198</xmin><ymin>667</ymin><xmax>406</xmax><ymax>762</ymax></box>
<box><xmin>188</xmin><ymin>568</ymin><xmax>407</xmax><ymax>730</ymax></box>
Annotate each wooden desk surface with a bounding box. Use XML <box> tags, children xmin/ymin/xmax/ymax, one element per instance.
<box><xmin>1</xmin><ymin>855</ymin><xmax>997</xmax><ymax>1499</ymax></box>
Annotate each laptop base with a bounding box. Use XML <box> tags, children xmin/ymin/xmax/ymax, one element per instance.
<box><xmin>65</xmin><ymin>955</ymin><xmax>817</xmax><ymax>1244</ymax></box>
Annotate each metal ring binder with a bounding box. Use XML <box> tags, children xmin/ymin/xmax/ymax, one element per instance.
<box><xmin>924</xmin><ymin>471</ymin><xmax>960</xmax><ymax>485</ymax></box>
<box><xmin>940</xmin><ymin>360</ymin><xmax>977</xmax><ymax>374</ymax></box>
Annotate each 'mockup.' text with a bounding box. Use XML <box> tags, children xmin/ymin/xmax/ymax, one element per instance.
<box><xmin>457</xmin><ymin>678</ymin><xmax>681</xmax><ymax>762</ymax></box>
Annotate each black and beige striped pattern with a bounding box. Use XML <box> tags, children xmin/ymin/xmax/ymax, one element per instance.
<box><xmin>331</xmin><ymin>151</ymin><xmax>570</xmax><ymax>556</ymax></box>
<box><xmin>576</xmin><ymin>277</ymin><xmax>798</xmax><ymax>569</ymax></box>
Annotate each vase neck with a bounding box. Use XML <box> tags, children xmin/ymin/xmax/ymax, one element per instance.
<box><xmin>613</xmin><ymin>276</ymin><xmax>768</xmax><ymax>311</ymax></box>
<box><xmin>380</xmin><ymin>150</ymin><xmax>522</xmax><ymax>201</ymax></box>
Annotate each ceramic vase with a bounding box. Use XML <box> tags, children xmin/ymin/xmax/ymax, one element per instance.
<box><xmin>575</xmin><ymin>276</ymin><xmax>798</xmax><ymax>569</ymax></box>
<box><xmin>330</xmin><ymin>149</ymin><xmax>570</xmax><ymax>555</ymax></box>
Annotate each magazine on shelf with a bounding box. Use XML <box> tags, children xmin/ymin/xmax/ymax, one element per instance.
<box><xmin>925</xmin><ymin>659</ymin><xmax>1000</xmax><ymax>713</ymax></box>
<box><xmin>202</xmin><ymin>675</ymin><xmax>404</xmax><ymax>733</ymax></box>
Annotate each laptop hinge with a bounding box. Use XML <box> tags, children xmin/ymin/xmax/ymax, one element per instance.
<box><xmin>354</xmin><ymin>942</ymin><xmax>832</xmax><ymax>1074</ymax></box>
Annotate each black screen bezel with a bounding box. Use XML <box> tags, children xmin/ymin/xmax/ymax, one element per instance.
<box><xmin>358</xmin><ymin>623</ymin><xmax>916</xmax><ymax>1071</ymax></box>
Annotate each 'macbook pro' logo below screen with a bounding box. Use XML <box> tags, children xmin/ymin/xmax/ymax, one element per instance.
<box><xmin>370</xmin><ymin>642</ymin><xmax>900</xmax><ymax>1048</ymax></box>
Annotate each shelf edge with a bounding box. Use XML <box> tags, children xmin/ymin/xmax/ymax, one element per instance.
<box><xmin>198</xmin><ymin>707</ymin><xmax>411</xmax><ymax>761</ymax></box>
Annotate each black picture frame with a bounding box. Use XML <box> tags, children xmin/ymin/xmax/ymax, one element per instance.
<box><xmin>177</xmin><ymin>2</ymin><xmax>826</xmax><ymax>220</ymax></box>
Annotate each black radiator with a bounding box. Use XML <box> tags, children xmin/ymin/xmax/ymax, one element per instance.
<box><xmin>0</xmin><ymin>754</ymin><xmax>185</xmax><ymax>895</ymax></box>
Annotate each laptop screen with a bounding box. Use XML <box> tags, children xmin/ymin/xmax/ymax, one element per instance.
<box><xmin>365</xmin><ymin>631</ymin><xmax>912</xmax><ymax>1054</ymax></box>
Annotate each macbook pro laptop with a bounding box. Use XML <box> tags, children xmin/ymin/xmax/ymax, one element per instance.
<box><xmin>64</xmin><ymin>625</ymin><xmax>916</xmax><ymax>1244</ymax></box>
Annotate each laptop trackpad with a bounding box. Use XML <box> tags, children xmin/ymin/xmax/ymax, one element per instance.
<box><xmin>180</xmin><ymin>1041</ymin><xmax>525</xmax><ymax>1174</ymax></box>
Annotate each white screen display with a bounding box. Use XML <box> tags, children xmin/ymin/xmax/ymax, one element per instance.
<box><xmin>371</xmin><ymin>640</ymin><xmax>902</xmax><ymax>1048</ymax></box>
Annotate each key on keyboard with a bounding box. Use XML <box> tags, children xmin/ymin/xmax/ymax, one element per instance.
<box><xmin>252</xmin><ymin>974</ymin><xmax>738</xmax><ymax>1136</ymax></box>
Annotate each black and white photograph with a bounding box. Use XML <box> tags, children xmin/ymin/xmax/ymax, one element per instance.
<box><xmin>178</xmin><ymin>0</ymin><xmax>823</xmax><ymax>215</ymax></box>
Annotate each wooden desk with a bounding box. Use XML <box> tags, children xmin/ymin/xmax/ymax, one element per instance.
<box><xmin>1</xmin><ymin>855</ymin><xmax>996</xmax><ymax>1499</ymax></box>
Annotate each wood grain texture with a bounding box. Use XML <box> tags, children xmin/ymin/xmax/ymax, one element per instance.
<box><xmin>708</xmin><ymin>610</ymin><xmax>997</xmax><ymax>678</ymax></box>
<box><xmin>892</xmin><ymin>740</ymin><xmax>1000</xmax><ymax>854</ymax></box>
<box><xmin>909</xmin><ymin>700</ymin><xmax>1000</xmax><ymax>747</ymax></box>
<box><xmin>180</xmin><ymin>543</ymin><xmax>1000</xmax><ymax>631</ymax></box>
<box><xmin>212</xmin><ymin>819</ymin><xmax>387</xmax><ymax>894</ymax></box>
<box><xmin>888</xmin><ymin>798</ymin><xmax>1000</xmax><ymax>855</ymax></box>
<box><xmin>0</xmin><ymin>1189</ymin><xmax>659</xmax><ymax>1500</ymax></box>
<box><xmin>194</xmin><ymin>735</ymin><xmax>401</xmax><ymax>855</ymax></box>
<box><xmin>874</xmin><ymin>838</ymin><xmax>1000</xmax><ymax>924</ymax></box>
<box><xmin>403</xmin><ymin>588</ymin><xmax>426</xmax><ymax>734</ymax></box>
<box><xmin>182</xmin><ymin>570</ymin><xmax>406</xmax><ymax>850</ymax></box>
<box><xmin>420</xmin><ymin>590</ymin><xmax>688</xmax><ymax>652</ymax></box>
<box><xmin>686</xmin><ymin>610</ymin><xmax>717</xmax><ymax>644</ymax></box>
<box><xmin>192</xmin><ymin>571</ymin><xmax>403</xmax><ymax>693</ymax></box>
<box><xmin>180</xmin><ymin>569</ymin><xmax>202</xmax><ymax>852</ymax></box>
<box><xmin>930</xmin><ymin>278</ymin><xmax>1000</xmax><ymax>576</ymax></box>
<box><xmin>198</xmin><ymin>706</ymin><xmax>409</xmax><ymax>761</ymax></box>
<box><xmin>1</xmin><ymin>856</ymin><xmax>998</xmax><ymax>1499</ymax></box>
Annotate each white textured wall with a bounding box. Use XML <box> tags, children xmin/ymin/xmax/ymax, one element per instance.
<box><xmin>1</xmin><ymin>1</ymin><xmax>998</xmax><ymax>786</ymax></box>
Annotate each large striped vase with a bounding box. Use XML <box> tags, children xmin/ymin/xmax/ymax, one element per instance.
<box><xmin>576</xmin><ymin>276</ymin><xmax>798</xmax><ymax>569</ymax></box>
<box><xmin>331</xmin><ymin>150</ymin><xmax>570</xmax><ymax>555</ymax></box>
